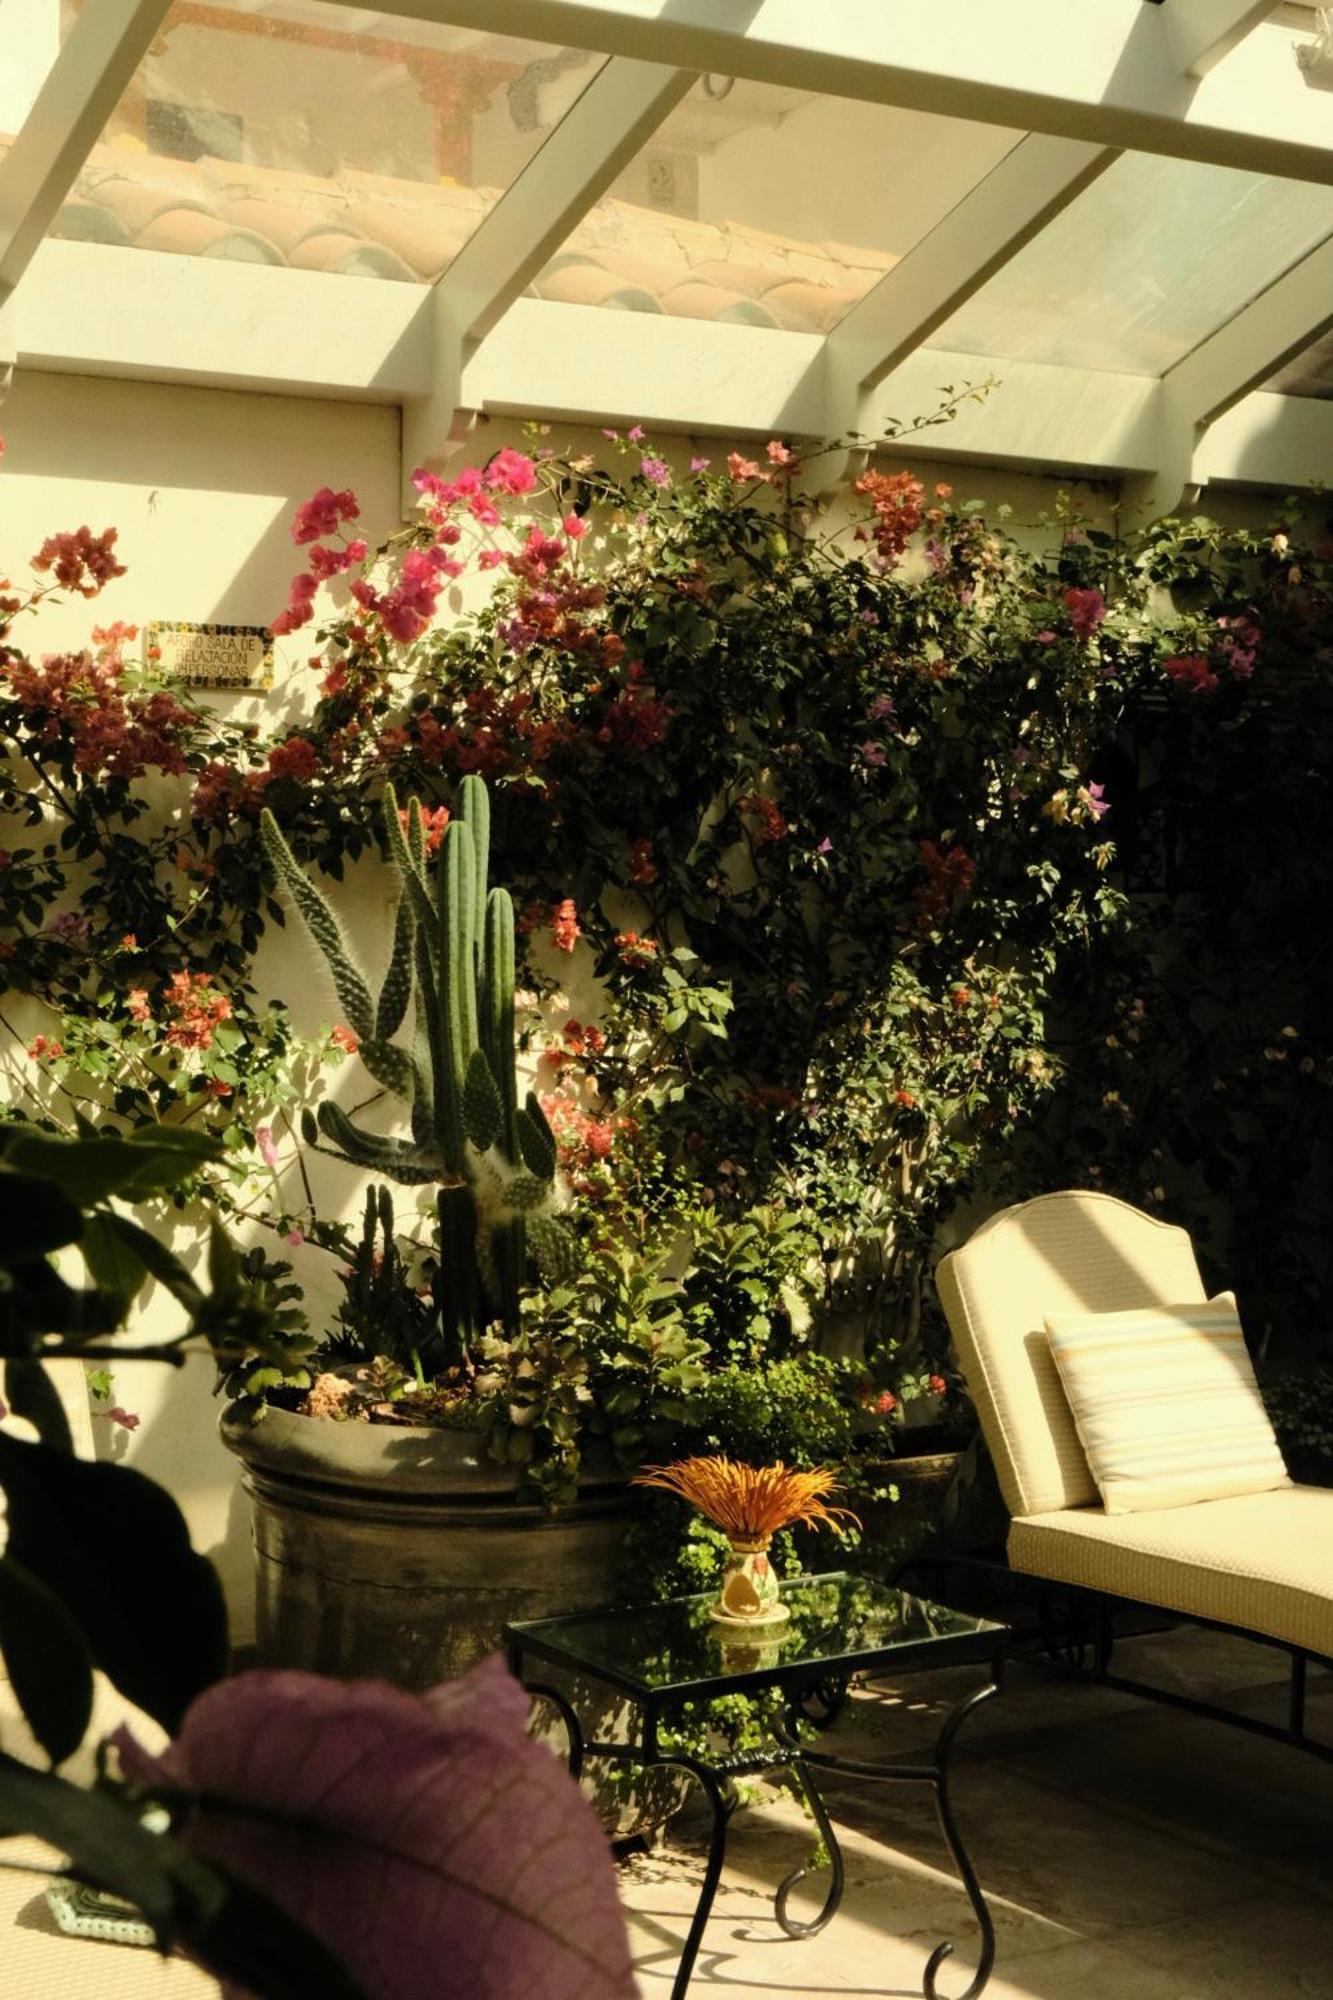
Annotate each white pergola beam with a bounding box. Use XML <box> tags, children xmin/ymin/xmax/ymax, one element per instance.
<box><xmin>13</xmin><ymin>239</ymin><xmax>433</xmax><ymax>399</ymax></box>
<box><xmin>1163</xmin><ymin>1</ymin><xmax>1276</xmax><ymax>78</ymax></box>
<box><xmin>829</xmin><ymin>134</ymin><xmax>1116</xmax><ymax>400</ymax></box>
<box><xmin>433</xmin><ymin>57</ymin><xmax>694</xmax><ymax>347</ymax></box>
<box><xmin>0</xmin><ymin>0</ymin><xmax>175</xmax><ymax>304</ymax></box>
<box><xmin>403</xmin><ymin>56</ymin><xmax>693</xmax><ymax>499</ymax></box>
<box><xmin>8</xmin><ymin>244</ymin><xmax>1331</xmax><ymax>497</ymax></box>
<box><xmin>1167</xmin><ymin>233</ymin><xmax>1333</xmax><ymax>427</ymax></box>
<box><xmin>369</xmin><ymin>0</ymin><xmax>1333</xmax><ymax>184</ymax></box>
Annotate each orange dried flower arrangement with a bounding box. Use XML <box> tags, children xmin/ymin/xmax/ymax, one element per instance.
<box><xmin>633</xmin><ymin>1456</ymin><xmax>859</xmax><ymax>1627</ymax></box>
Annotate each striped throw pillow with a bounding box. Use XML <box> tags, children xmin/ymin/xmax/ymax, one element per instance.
<box><xmin>1044</xmin><ymin>1294</ymin><xmax>1289</xmax><ymax>1515</ymax></box>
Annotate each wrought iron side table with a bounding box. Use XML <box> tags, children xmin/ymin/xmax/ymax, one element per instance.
<box><xmin>504</xmin><ymin>1571</ymin><xmax>1008</xmax><ymax>2000</ymax></box>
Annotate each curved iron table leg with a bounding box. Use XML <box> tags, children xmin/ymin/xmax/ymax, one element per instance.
<box><xmin>522</xmin><ymin>1681</ymin><xmax>585</xmax><ymax>1780</ymax></box>
<box><xmin>644</xmin><ymin>1755</ymin><xmax>740</xmax><ymax>2000</ymax></box>
<box><xmin>774</xmin><ymin>1757</ymin><xmax>846</xmax><ymax>1940</ymax></box>
<box><xmin>922</xmin><ymin>1682</ymin><xmax>999</xmax><ymax>2000</ymax></box>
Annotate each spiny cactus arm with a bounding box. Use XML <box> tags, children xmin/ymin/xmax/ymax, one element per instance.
<box><xmin>527</xmin><ymin>1212</ymin><xmax>580</xmax><ymax>1285</ymax></box>
<box><xmin>462</xmin><ymin>1046</ymin><xmax>504</xmax><ymax>1152</ymax></box>
<box><xmin>442</xmin><ymin>818</ymin><xmax>479</xmax><ymax>1073</ymax></box>
<box><xmin>260</xmin><ymin>809</ymin><xmax>375</xmax><ymax>1042</ymax></box>
<box><xmin>406</xmin><ymin>798</ymin><xmax>427</xmax><ymax>876</ymax></box>
<box><xmin>382</xmin><ymin>787</ymin><xmax>440</xmax><ymax>948</ymax></box>
<box><xmin>515</xmin><ymin>1091</ymin><xmax>559</xmax><ymax>1180</ymax></box>
<box><xmin>410</xmin><ymin>1010</ymin><xmax>436</xmax><ymax>1149</ymax></box>
<box><xmin>437</xmin><ymin>1184</ymin><xmax>480</xmax><ymax>1360</ymax></box>
<box><xmin>355</xmin><ymin>1036</ymin><xmax>423</xmax><ymax>1105</ymax></box>
<box><xmin>375</xmin><ymin>892</ymin><xmax>416</xmax><ymax>1042</ymax></box>
<box><xmin>316</xmin><ymin>1102</ymin><xmax>446</xmax><ymax>1185</ymax></box>
<box><xmin>457</xmin><ymin>774</ymin><xmax>490</xmax><ymax>988</ymax></box>
<box><xmin>482</xmin><ymin>887</ymin><xmax>519</xmax><ymax>1162</ymax></box>
<box><xmin>415</xmin><ymin>927</ymin><xmax>459</xmax><ymax>1168</ymax></box>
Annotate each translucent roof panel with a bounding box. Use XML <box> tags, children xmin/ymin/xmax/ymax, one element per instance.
<box><xmin>55</xmin><ymin>2</ymin><xmax>605</xmax><ymax>281</ymax></box>
<box><xmin>932</xmin><ymin>152</ymin><xmax>1333</xmax><ymax>377</ymax></box>
<box><xmin>1265</xmin><ymin>331</ymin><xmax>1333</xmax><ymax>400</ymax></box>
<box><xmin>528</xmin><ymin>81</ymin><xmax>1021</xmax><ymax>335</ymax></box>
<box><xmin>0</xmin><ymin>0</ymin><xmax>77</xmax><ymax>146</ymax></box>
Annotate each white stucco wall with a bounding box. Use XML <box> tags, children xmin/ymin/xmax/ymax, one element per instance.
<box><xmin>0</xmin><ymin>364</ymin><xmax>1292</xmax><ymax>1639</ymax></box>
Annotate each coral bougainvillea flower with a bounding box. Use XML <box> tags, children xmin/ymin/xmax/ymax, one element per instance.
<box><xmin>31</xmin><ymin>525</ymin><xmax>126</xmax><ymax>596</ymax></box>
<box><xmin>113</xmin><ymin>1655</ymin><xmax>635</xmax><ymax>2000</ymax></box>
<box><xmin>330</xmin><ymin>1025</ymin><xmax>359</xmax><ymax>1054</ymax></box>
<box><xmin>551</xmin><ymin>898</ymin><xmax>581</xmax><ymax>953</ymax></box>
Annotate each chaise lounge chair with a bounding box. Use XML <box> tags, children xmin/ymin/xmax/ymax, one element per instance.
<box><xmin>935</xmin><ymin>1190</ymin><xmax>1333</xmax><ymax>1755</ymax></box>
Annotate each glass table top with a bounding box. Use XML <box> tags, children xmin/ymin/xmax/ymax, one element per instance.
<box><xmin>505</xmin><ymin>1572</ymin><xmax>1004</xmax><ymax>1702</ymax></box>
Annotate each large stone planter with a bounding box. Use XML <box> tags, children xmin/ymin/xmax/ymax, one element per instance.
<box><xmin>221</xmin><ymin>1404</ymin><xmax>631</xmax><ymax>1684</ymax></box>
<box><xmin>220</xmin><ymin>1405</ymin><xmax>686</xmax><ymax>1838</ymax></box>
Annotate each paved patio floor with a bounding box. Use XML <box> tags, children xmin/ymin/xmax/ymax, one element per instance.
<box><xmin>2</xmin><ymin>1626</ymin><xmax>1330</xmax><ymax>1998</ymax></box>
<box><xmin>617</xmin><ymin>1626</ymin><xmax>1333</xmax><ymax>1999</ymax></box>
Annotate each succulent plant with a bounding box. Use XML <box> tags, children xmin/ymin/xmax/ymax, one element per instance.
<box><xmin>260</xmin><ymin>776</ymin><xmax>573</xmax><ymax>1366</ymax></box>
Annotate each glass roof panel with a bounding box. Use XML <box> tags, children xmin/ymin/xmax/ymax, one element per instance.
<box><xmin>528</xmin><ymin>79</ymin><xmax>1021</xmax><ymax>335</ymax></box>
<box><xmin>58</xmin><ymin>1</ymin><xmax>605</xmax><ymax>281</ymax></box>
<box><xmin>931</xmin><ymin>152</ymin><xmax>1333</xmax><ymax>377</ymax></box>
<box><xmin>1265</xmin><ymin>331</ymin><xmax>1333</xmax><ymax>400</ymax></box>
<box><xmin>0</xmin><ymin>0</ymin><xmax>77</xmax><ymax>150</ymax></box>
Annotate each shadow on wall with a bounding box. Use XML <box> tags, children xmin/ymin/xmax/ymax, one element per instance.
<box><xmin>92</xmin><ymin>1349</ymin><xmax>257</xmax><ymax>1648</ymax></box>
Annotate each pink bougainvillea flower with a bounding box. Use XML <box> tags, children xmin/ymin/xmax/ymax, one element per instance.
<box><xmin>639</xmin><ymin>456</ymin><xmax>671</xmax><ymax>488</ymax></box>
<box><xmin>562</xmin><ymin>513</ymin><xmax>589</xmax><ymax>541</ymax></box>
<box><xmin>929</xmin><ymin>1374</ymin><xmax>948</xmax><ymax>1397</ymax></box>
<box><xmin>626</xmin><ymin>425</ymin><xmax>645</xmax><ymax>443</ymax></box>
<box><xmin>1062</xmin><ymin>586</ymin><xmax>1107</xmax><ymax>640</ymax></box>
<box><xmin>484</xmin><ymin>447</ymin><xmax>538</xmax><ymax>497</ymax></box>
<box><xmin>866</xmin><ymin>693</ymin><xmax>895</xmax><ymax>721</ymax></box>
<box><xmin>255</xmin><ymin>1126</ymin><xmax>281</xmax><ymax>1169</ymax></box>
<box><xmin>766</xmin><ymin>439</ymin><xmax>795</xmax><ymax>467</ymax></box>
<box><xmin>1083</xmin><ymin>780</ymin><xmax>1111</xmax><ymax>820</ymax></box>
<box><xmin>113</xmin><ymin>1656</ymin><xmax>635</xmax><ymax>2000</ymax></box>
<box><xmin>106</xmin><ymin>1406</ymin><xmax>141</xmax><ymax>1433</ymax></box>
<box><xmin>26</xmin><ymin>1035</ymin><xmax>63</xmax><ymax>1061</ymax></box>
<box><xmin>690</xmin><ymin>455</ymin><xmax>711</xmax><ymax>473</ymax></box>
<box><xmin>291</xmin><ymin>487</ymin><xmax>360</xmax><ymax>546</ymax></box>
<box><xmin>727</xmin><ymin>453</ymin><xmax>765</xmax><ymax>483</ymax></box>
<box><xmin>551</xmin><ymin>898</ymin><xmax>581</xmax><ymax>953</ymax></box>
<box><xmin>330</xmin><ymin>1024</ymin><xmax>359</xmax><ymax>1054</ymax></box>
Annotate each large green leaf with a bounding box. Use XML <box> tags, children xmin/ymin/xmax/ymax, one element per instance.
<box><xmin>0</xmin><ymin>1434</ymin><xmax>228</xmax><ymax>1731</ymax></box>
<box><xmin>100</xmin><ymin>1213</ymin><xmax>203</xmax><ymax>1312</ymax></box>
<box><xmin>0</xmin><ymin>1131</ymin><xmax>222</xmax><ymax>1206</ymax></box>
<box><xmin>0</xmin><ymin>1556</ymin><xmax>93</xmax><ymax>1766</ymax></box>
<box><xmin>80</xmin><ymin>1213</ymin><xmax>150</xmax><ymax>1313</ymax></box>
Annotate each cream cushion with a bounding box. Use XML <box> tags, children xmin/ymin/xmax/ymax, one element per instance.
<box><xmin>1044</xmin><ymin>1293</ymin><xmax>1288</xmax><ymax>1514</ymax></box>
<box><xmin>1010</xmin><ymin>1486</ymin><xmax>1333</xmax><ymax>1661</ymax></box>
<box><xmin>937</xmin><ymin>1192</ymin><xmax>1207</xmax><ymax>1517</ymax></box>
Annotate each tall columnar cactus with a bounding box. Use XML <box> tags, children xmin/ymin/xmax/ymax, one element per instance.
<box><xmin>260</xmin><ymin>776</ymin><xmax>571</xmax><ymax>1366</ymax></box>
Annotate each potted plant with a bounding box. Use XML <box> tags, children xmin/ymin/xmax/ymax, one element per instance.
<box><xmin>220</xmin><ymin>775</ymin><xmax>646</xmax><ymax>1685</ymax></box>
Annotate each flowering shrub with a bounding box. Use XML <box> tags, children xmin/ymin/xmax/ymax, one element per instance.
<box><xmin>5</xmin><ymin>425</ymin><xmax>1333</xmax><ymax>1481</ymax></box>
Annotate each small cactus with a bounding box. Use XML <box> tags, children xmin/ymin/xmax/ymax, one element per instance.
<box><xmin>261</xmin><ymin>777</ymin><xmax>572</xmax><ymax>1366</ymax></box>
